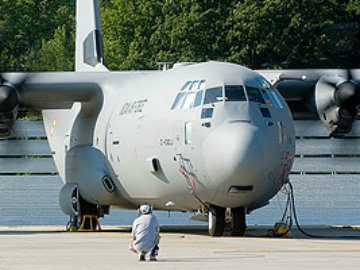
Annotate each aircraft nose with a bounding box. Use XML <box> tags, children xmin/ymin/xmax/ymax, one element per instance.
<box><xmin>202</xmin><ymin>121</ymin><xmax>276</xmax><ymax>203</ymax></box>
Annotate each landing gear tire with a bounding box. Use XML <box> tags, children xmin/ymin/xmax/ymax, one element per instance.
<box><xmin>231</xmin><ymin>207</ymin><xmax>246</xmax><ymax>236</ymax></box>
<box><xmin>208</xmin><ymin>205</ymin><xmax>225</xmax><ymax>237</ymax></box>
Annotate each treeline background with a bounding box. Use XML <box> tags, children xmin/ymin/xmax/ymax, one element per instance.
<box><xmin>1</xmin><ymin>0</ymin><xmax>360</xmax><ymax>72</ymax></box>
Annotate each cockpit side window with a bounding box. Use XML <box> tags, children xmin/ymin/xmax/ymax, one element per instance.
<box><xmin>198</xmin><ymin>80</ymin><xmax>206</xmax><ymax>90</ymax></box>
<box><xmin>245</xmin><ymin>86</ymin><xmax>265</xmax><ymax>104</ymax></box>
<box><xmin>256</xmin><ymin>78</ymin><xmax>284</xmax><ymax>109</ymax></box>
<box><xmin>204</xmin><ymin>87</ymin><xmax>223</xmax><ymax>105</ymax></box>
<box><xmin>171</xmin><ymin>92</ymin><xmax>186</xmax><ymax>110</ymax></box>
<box><xmin>171</xmin><ymin>79</ymin><xmax>206</xmax><ymax>111</ymax></box>
<box><xmin>181</xmin><ymin>92</ymin><xmax>197</xmax><ymax>109</ymax></box>
<box><xmin>189</xmin><ymin>80</ymin><xmax>200</xmax><ymax>90</ymax></box>
<box><xmin>261</xmin><ymin>89</ymin><xmax>273</xmax><ymax>107</ymax></box>
<box><xmin>269</xmin><ymin>91</ymin><xmax>284</xmax><ymax>108</ymax></box>
<box><xmin>257</xmin><ymin>78</ymin><xmax>272</xmax><ymax>90</ymax></box>
<box><xmin>193</xmin><ymin>90</ymin><xmax>203</xmax><ymax>108</ymax></box>
<box><xmin>201</xmin><ymin>108</ymin><xmax>214</xmax><ymax>119</ymax></box>
<box><xmin>180</xmin><ymin>81</ymin><xmax>192</xmax><ymax>91</ymax></box>
<box><xmin>225</xmin><ymin>85</ymin><xmax>246</xmax><ymax>102</ymax></box>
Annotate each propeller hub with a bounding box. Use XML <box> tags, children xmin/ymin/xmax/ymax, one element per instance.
<box><xmin>0</xmin><ymin>85</ymin><xmax>19</xmax><ymax>112</ymax></box>
<box><xmin>335</xmin><ymin>80</ymin><xmax>360</xmax><ymax>108</ymax></box>
<box><xmin>315</xmin><ymin>71</ymin><xmax>360</xmax><ymax>136</ymax></box>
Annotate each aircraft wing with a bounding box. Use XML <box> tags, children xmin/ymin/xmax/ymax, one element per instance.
<box><xmin>0</xmin><ymin>72</ymin><xmax>103</xmax><ymax>137</ymax></box>
<box><xmin>1</xmin><ymin>72</ymin><xmax>103</xmax><ymax>109</ymax></box>
<box><xmin>257</xmin><ymin>69</ymin><xmax>360</xmax><ymax>136</ymax></box>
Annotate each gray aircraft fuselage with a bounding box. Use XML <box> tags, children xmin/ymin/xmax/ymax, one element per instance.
<box><xmin>43</xmin><ymin>61</ymin><xmax>295</xmax><ymax>213</ymax></box>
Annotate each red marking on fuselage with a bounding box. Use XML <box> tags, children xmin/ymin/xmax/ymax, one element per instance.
<box><xmin>50</xmin><ymin>117</ymin><xmax>58</xmax><ymax>138</ymax></box>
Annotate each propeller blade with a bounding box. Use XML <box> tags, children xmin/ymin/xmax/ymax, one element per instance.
<box><xmin>323</xmin><ymin>79</ymin><xmax>337</xmax><ymax>88</ymax></box>
<box><xmin>315</xmin><ymin>75</ymin><xmax>341</xmax><ymax>113</ymax></box>
<box><xmin>0</xmin><ymin>85</ymin><xmax>18</xmax><ymax>112</ymax></box>
<box><xmin>0</xmin><ymin>73</ymin><xmax>6</xmax><ymax>85</ymax></box>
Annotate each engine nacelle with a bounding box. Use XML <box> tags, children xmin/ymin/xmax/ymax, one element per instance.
<box><xmin>315</xmin><ymin>75</ymin><xmax>360</xmax><ymax>136</ymax></box>
<box><xmin>0</xmin><ymin>84</ymin><xmax>19</xmax><ymax>138</ymax></box>
<box><xmin>65</xmin><ymin>145</ymin><xmax>118</xmax><ymax>206</ymax></box>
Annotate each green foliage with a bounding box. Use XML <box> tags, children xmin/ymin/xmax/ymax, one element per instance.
<box><xmin>17</xmin><ymin>109</ymin><xmax>42</xmax><ymax>121</ymax></box>
<box><xmin>0</xmin><ymin>0</ymin><xmax>359</xmax><ymax>71</ymax></box>
<box><xmin>151</xmin><ymin>0</ymin><xmax>232</xmax><ymax>64</ymax></box>
<box><xmin>347</xmin><ymin>0</ymin><xmax>360</xmax><ymax>15</ymax></box>
<box><xmin>226</xmin><ymin>0</ymin><xmax>359</xmax><ymax>68</ymax></box>
<box><xmin>25</xmin><ymin>24</ymin><xmax>74</xmax><ymax>71</ymax></box>
<box><xmin>101</xmin><ymin>0</ymin><xmax>164</xmax><ymax>70</ymax></box>
<box><xmin>0</xmin><ymin>0</ymin><xmax>75</xmax><ymax>71</ymax></box>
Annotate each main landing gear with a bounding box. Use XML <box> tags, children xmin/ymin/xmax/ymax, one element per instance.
<box><xmin>60</xmin><ymin>184</ymin><xmax>107</xmax><ymax>232</ymax></box>
<box><xmin>208</xmin><ymin>205</ymin><xmax>246</xmax><ymax>237</ymax></box>
<box><xmin>67</xmin><ymin>198</ymin><xmax>108</xmax><ymax>232</ymax></box>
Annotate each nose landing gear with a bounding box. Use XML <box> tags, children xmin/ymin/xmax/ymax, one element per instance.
<box><xmin>208</xmin><ymin>205</ymin><xmax>225</xmax><ymax>236</ymax></box>
<box><xmin>208</xmin><ymin>205</ymin><xmax>246</xmax><ymax>237</ymax></box>
<box><xmin>231</xmin><ymin>207</ymin><xmax>246</xmax><ymax>236</ymax></box>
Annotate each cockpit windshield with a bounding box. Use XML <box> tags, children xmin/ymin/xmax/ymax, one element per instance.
<box><xmin>204</xmin><ymin>87</ymin><xmax>223</xmax><ymax>104</ymax></box>
<box><xmin>245</xmin><ymin>86</ymin><xmax>265</xmax><ymax>104</ymax></box>
<box><xmin>225</xmin><ymin>85</ymin><xmax>246</xmax><ymax>101</ymax></box>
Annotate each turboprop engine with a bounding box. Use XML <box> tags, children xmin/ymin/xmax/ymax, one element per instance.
<box><xmin>0</xmin><ymin>82</ymin><xmax>19</xmax><ymax>138</ymax></box>
<box><xmin>315</xmin><ymin>71</ymin><xmax>360</xmax><ymax>136</ymax></box>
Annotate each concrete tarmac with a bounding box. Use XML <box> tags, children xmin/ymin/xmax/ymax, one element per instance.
<box><xmin>0</xmin><ymin>225</ymin><xmax>359</xmax><ymax>270</ymax></box>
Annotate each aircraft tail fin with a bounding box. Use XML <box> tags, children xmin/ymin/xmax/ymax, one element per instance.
<box><xmin>75</xmin><ymin>0</ymin><xmax>108</xmax><ymax>72</ymax></box>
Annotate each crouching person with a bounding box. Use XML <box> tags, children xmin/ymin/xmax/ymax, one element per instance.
<box><xmin>130</xmin><ymin>204</ymin><xmax>160</xmax><ymax>261</ymax></box>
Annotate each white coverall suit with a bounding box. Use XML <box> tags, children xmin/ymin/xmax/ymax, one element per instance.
<box><xmin>131</xmin><ymin>212</ymin><xmax>160</xmax><ymax>260</ymax></box>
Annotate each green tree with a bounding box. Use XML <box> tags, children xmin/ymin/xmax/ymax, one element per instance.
<box><xmin>101</xmin><ymin>0</ymin><xmax>164</xmax><ymax>70</ymax></box>
<box><xmin>150</xmin><ymin>0</ymin><xmax>232</xmax><ymax>65</ymax></box>
<box><xmin>0</xmin><ymin>0</ymin><xmax>74</xmax><ymax>71</ymax></box>
<box><xmin>1</xmin><ymin>0</ymin><xmax>359</xmax><ymax>72</ymax></box>
<box><xmin>25</xmin><ymin>24</ymin><xmax>74</xmax><ymax>71</ymax></box>
<box><xmin>226</xmin><ymin>0</ymin><xmax>359</xmax><ymax>68</ymax></box>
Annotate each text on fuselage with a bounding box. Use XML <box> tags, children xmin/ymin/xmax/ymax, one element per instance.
<box><xmin>120</xmin><ymin>99</ymin><xmax>148</xmax><ymax>115</ymax></box>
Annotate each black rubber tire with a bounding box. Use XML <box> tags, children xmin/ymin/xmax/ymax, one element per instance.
<box><xmin>231</xmin><ymin>207</ymin><xmax>246</xmax><ymax>236</ymax></box>
<box><xmin>208</xmin><ymin>205</ymin><xmax>226</xmax><ymax>237</ymax></box>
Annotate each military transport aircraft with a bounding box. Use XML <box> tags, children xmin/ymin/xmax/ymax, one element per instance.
<box><xmin>0</xmin><ymin>0</ymin><xmax>359</xmax><ymax>236</ymax></box>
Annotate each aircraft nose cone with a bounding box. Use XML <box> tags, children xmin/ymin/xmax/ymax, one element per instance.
<box><xmin>202</xmin><ymin>122</ymin><xmax>276</xmax><ymax>204</ymax></box>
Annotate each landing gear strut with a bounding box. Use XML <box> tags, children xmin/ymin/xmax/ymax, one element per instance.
<box><xmin>231</xmin><ymin>207</ymin><xmax>246</xmax><ymax>236</ymax></box>
<box><xmin>66</xmin><ymin>197</ymin><xmax>98</xmax><ymax>231</ymax></box>
<box><xmin>208</xmin><ymin>205</ymin><xmax>247</xmax><ymax>237</ymax></box>
<box><xmin>208</xmin><ymin>205</ymin><xmax>225</xmax><ymax>237</ymax></box>
<box><xmin>60</xmin><ymin>183</ymin><xmax>109</xmax><ymax>232</ymax></box>
<box><xmin>77</xmin><ymin>197</ymin><xmax>100</xmax><ymax>231</ymax></box>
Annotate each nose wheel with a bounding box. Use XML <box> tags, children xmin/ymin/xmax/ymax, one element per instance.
<box><xmin>208</xmin><ymin>205</ymin><xmax>246</xmax><ymax>237</ymax></box>
<box><xmin>231</xmin><ymin>207</ymin><xmax>246</xmax><ymax>236</ymax></box>
<box><xmin>208</xmin><ymin>205</ymin><xmax>225</xmax><ymax>236</ymax></box>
